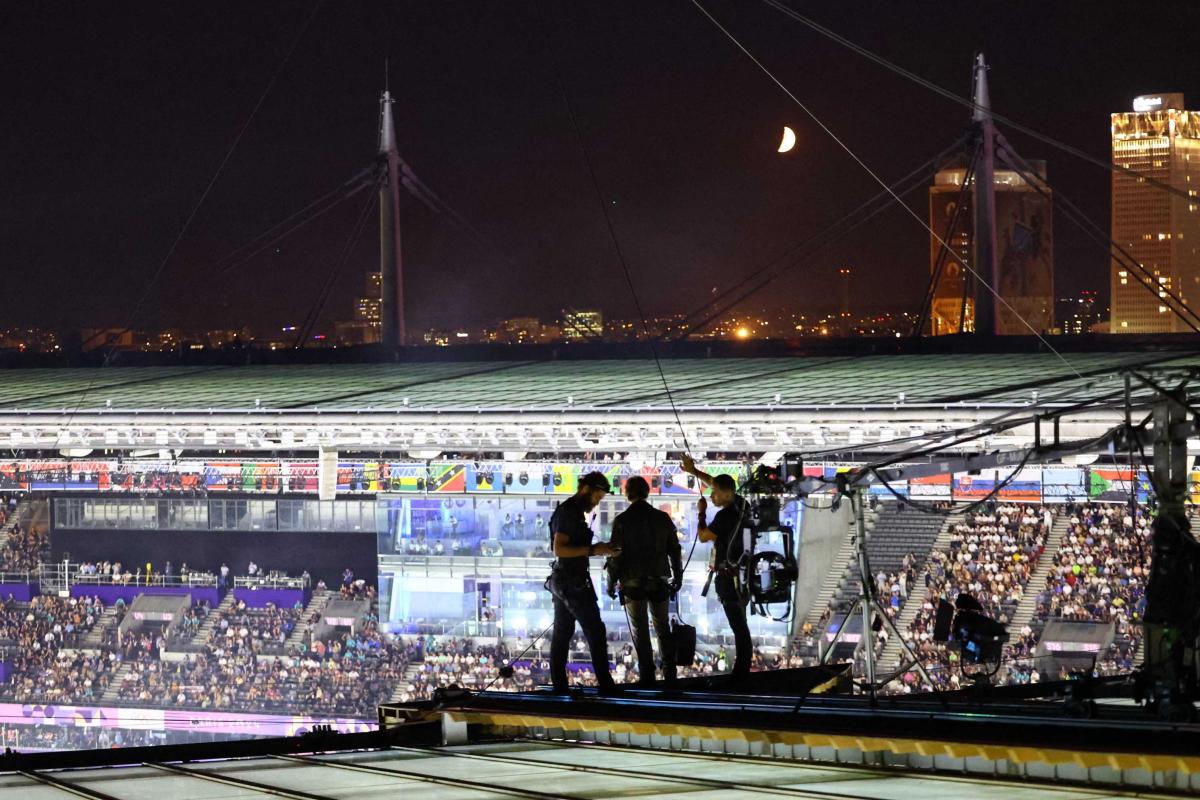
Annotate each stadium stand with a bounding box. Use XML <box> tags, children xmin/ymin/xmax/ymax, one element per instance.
<box><xmin>894</xmin><ymin>503</ymin><xmax>1052</xmax><ymax>690</ymax></box>
<box><xmin>1032</xmin><ymin>503</ymin><xmax>1150</xmax><ymax>677</ymax></box>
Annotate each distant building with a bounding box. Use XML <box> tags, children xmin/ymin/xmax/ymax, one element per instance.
<box><xmin>1110</xmin><ymin>93</ymin><xmax>1200</xmax><ymax>333</ymax></box>
<box><xmin>494</xmin><ymin>317</ymin><xmax>542</xmax><ymax>344</ymax></box>
<box><xmin>80</xmin><ymin>328</ymin><xmax>135</xmax><ymax>352</ymax></box>
<box><xmin>561</xmin><ymin>309</ymin><xmax>603</xmax><ymax>340</ymax></box>
<box><xmin>335</xmin><ymin>272</ymin><xmax>383</xmax><ymax>345</ymax></box>
<box><xmin>927</xmin><ymin>160</ymin><xmax>1054</xmax><ymax>335</ymax></box>
<box><xmin>1056</xmin><ymin>291</ymin><xmax>1103</xmax><ymax>335</ymax></box>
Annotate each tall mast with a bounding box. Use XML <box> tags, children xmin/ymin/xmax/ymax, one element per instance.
<box><xmin>378</xmin><ymin>90</ymin><xmax>405</xmax><ymax>348</ymax></box>
<box><xmin>972</xmin><ymin>53</ymin><xmax>999</xmax><ymax>336</ymax></box>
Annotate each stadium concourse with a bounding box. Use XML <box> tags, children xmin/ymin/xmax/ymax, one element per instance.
<box><xmin>0</xmin><ymin>344</ymin><xmax>1196</xmax><ymax>794</ymax></box>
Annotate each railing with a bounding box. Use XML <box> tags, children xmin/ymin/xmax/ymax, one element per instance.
<box><xmin>232</xmin><ymin>574</ymin><xmax>311</xmax><ymax>590</ymax></box>
<box><xmin>69</xmin><ymin>570</ymin><xmax>219</xmax><ymax>589</ymax></box>
<box><xmin>378</xmin><ymin>554</ymin><xmax>556</xmax><ymax>577</ymax></box>
<box><xmin>0</xmin><ymin>569</ymin><xmax>39</xmax><ymax>584</ymax></box>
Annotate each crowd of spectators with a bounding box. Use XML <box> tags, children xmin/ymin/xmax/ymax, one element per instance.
<box><xmin>1034</xmin><ymin>503</ymin><xmax>1150</xmax><ymax>674</ymax></box>
<box><xmin>214</xmin><ymin>599</ymin><xmax>301</xmax><ymax>654</ymax></box>
<box><xmin>1</xmin><ymin>520</ymin><xmax>48</xmax><ymax>573</ymax></box>
<box><xmin>393</xmin><ymin>634</ymin><xmax>807</xmax><ymax>701</ymax></box>
<box><xmin>895</xmin><ymin>504</ymin><xmax>1050</xmax><ymax>689</ymax></box>
<box><xmin>115</xmin><ymin>602</ymin><xmax>410</xmax><ymax>717</ymax></box>
<box><xmin>0</xmin><ymin>724</ymin><xmax>171</xmax><ymax>751</ymax></box>
<box><xmin>0</xmin><ymin>595</ymin><xmax>116</xmax><ymax>704</ymax></box>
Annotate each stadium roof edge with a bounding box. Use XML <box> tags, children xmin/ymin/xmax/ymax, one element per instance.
<box><xmin>0</xmin><ymin>347</ymin><xmax>1196</xmax><ymax>415</ymax></box>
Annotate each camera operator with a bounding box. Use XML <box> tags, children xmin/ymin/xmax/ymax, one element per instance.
<box><xmin>546</xmin><ymin>471</ymin><xmax>621</xmax><ymax>695</ymax></box>
<box><xmin>680</xmin><ymin>454</ymin><xmax>752</xmax><ymax>684</ymax></box>
<box><xmin>607</xmin><ymin>476</ymin><xmax>683</xmax><ymax>688</ymax></box>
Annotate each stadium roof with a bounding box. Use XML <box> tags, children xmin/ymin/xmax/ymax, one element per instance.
<box><xmin>1</xmin><ymin>351</ymin><xmax>1195</xmax><ymax>412</ymax></box>
<box><xmin>0</xmin><ymin>741</ymin><xmax>1124</xmax><ymax>799</ymax></box>
<box><xmin>1</xmin><ymin>350</ymin><xmax>1196</xmax><ymax>455</ymax></box>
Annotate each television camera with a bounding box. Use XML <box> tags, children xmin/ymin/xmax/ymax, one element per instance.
<box><xmin>735</xmin><ymin>461</ymin><xmax>802</xmax><ymax>619</ymax></box>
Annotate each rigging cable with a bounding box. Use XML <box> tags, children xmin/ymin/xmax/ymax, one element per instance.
<box><xmin>690</xmin><ymin>0</ymin><xmax>1081</xmax><ymax>379</ymax></box>
<box><xmin>533</xmin><ymin>0</ymin><xmax>690</xmax><ymax>450</ymax></box>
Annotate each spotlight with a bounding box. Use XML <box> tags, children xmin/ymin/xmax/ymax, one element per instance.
<box><xmin>933</xmin><ymin>594</ymin><xmax>1008</xmax><ymax>664</ymax></box>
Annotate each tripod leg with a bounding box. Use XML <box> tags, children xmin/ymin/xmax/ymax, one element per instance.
<box><xmin>872</xmin><ymin>599</ymin><xmax>938</xmax><ymax>692</ymax></box>
<box><xmin>819</xmin><ymin>597</ymin><xmax>861</xmax><ymax>665</ymax></box>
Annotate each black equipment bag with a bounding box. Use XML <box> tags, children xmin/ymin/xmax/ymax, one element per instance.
<box><xmin>671</xmin><ymin>617</ymin><xmax>696</xmax><ymax>667</ymax></box>
<box><xmin>669</xmin><ymin>589</ymin><xmax>696</xmax><ymax>667</ymax></box>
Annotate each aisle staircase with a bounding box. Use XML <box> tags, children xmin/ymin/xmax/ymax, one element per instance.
<box><xmin>283</xmin><ymin>589</ymin><xmax>332</xmax><ymax>653</ymax></box>
<box><xmin>876</xmin><ymin>511</ymin><xmax>964</xmax><ymax>669</ymax></box>
<box><xmin>188</xmin><ymin>592</ymin><xmax>238</xmax><ymax>650</ymax></box>
<box><xmin>388</xmin><ymin>662</ymin><xmax>424</xmax><ymax>703</ymax></box>
<box><xmin>1005</xmin><ymin>513</ymin><xmax>1070</xmax><ymax>637</ymax></box>
<box><xmin>100</xmin><ymin>662</ymin><xmax>133</xmax><ymax>703</ymax></box>
<box><xmin>80</xmin><ymin>604</ymin><xmax>124</xmax><ymax>650</ymax></box>
<box><xmin>800</xmin><ymin>507</ymin><xmax>873</xmax><ymax>632</ymax></box>
<box><xmin>0</xmin><ymin>498</ymin><xmax>32</xmax><ymax>552</ymax></box>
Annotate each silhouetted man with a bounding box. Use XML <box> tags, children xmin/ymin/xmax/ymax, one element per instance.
<box><xmin>546</xmin><ymin>472</ymin><xmax>620</xmax><ymax>694</ymax></box>
<box><xmin>607</xmin><ymin>476</ymin><xmax>683</xmax><ymax>687</ymax></box>
<box><xmin>680</xmin><ymin>455</ymin><xmax>752</xmax><ymax>684</ymax></box>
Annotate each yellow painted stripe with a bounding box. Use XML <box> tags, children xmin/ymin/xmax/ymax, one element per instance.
<box><xmin>424</xmin><ymin>709</ymin><xmax>1200</xmax><ymax>774</ymax></box>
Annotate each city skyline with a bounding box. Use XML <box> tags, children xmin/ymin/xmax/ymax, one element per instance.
<box><xmin>4</xmin><ymin>3</ymin><xmax>1198</xmax><ymax>338</ymax></box>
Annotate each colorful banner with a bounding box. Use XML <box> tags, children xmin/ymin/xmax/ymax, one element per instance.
<box><xmin>952</xmin><ymin>468</ymin><xmax>1041</xmax><ymax>501</ymax></box>
<box><xmin>1042</xmin><ymin>467</ymin><xmax>1088</xmax><ymax>501</ymax></box>
<box><xmin>0</xmin><ymin>457</ymin><xmax>1193</xmax><ymax>504</ymax></box>
<box><xmin>909</xmin><ymin>473</ymin><xmax>952</xmax><ymax>499</ymax></box>
<box><xmin>1088</xmin><ymin>467</ymin><xmax>1151</xmax><ymax>502</ymax></box>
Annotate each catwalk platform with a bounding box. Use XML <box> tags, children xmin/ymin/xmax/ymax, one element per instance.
<box><xmin>380</xmin><ymin>665</ymin><xmax>1200</xmax><ymax>794</ymax></box>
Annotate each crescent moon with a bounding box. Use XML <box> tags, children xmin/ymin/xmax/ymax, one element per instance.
<box><xmin>778</xmin><ymin>126</ymin><xmax>796</xmax><ymax>153</ymax></box>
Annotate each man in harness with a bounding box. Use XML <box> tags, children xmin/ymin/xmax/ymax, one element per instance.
<box><xmin>680</xmin><ymin>455</ymin><xmax>753</xmax><ymax>685</ymax></box>
<box><xmin>606</xmin><ymin>475</ymin><xmax>683</xmax><ymax>687</ymax></box>
<box><xmin>546</xmin><ymin>471</ymin><xmax>621</xmax><ymax>694</ymax></box>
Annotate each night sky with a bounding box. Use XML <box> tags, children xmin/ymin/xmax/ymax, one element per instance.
<box><xmin>5</xmin><ymin>1</ymin><xmax>1198</xmax><ymax>335</ymax></box>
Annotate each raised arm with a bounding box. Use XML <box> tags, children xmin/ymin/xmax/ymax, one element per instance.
<box><xmin>679</xmin><ymin>453</ymin><xmax>715</xmax><ymax>487</ymax></box>
<box><xmin>695</xmin><ymin>496</ymin><xmax>717</xmax><ymax>543</ymax></box>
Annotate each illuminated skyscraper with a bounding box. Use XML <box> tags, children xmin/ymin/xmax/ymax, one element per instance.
<box><xmin>927</xmin><ymin>160</ymin><xmax>1054</xmax><ymax>335</ymax></box>
<box><xmin>1110</xmin><ymin>94</ymin><xmax>1200</xmax><ymax>333</ymax></box>
<box><xmin>561</xmin><ymin>310</ymin><xmax>603</xmax><ymax>340</ymax></box>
